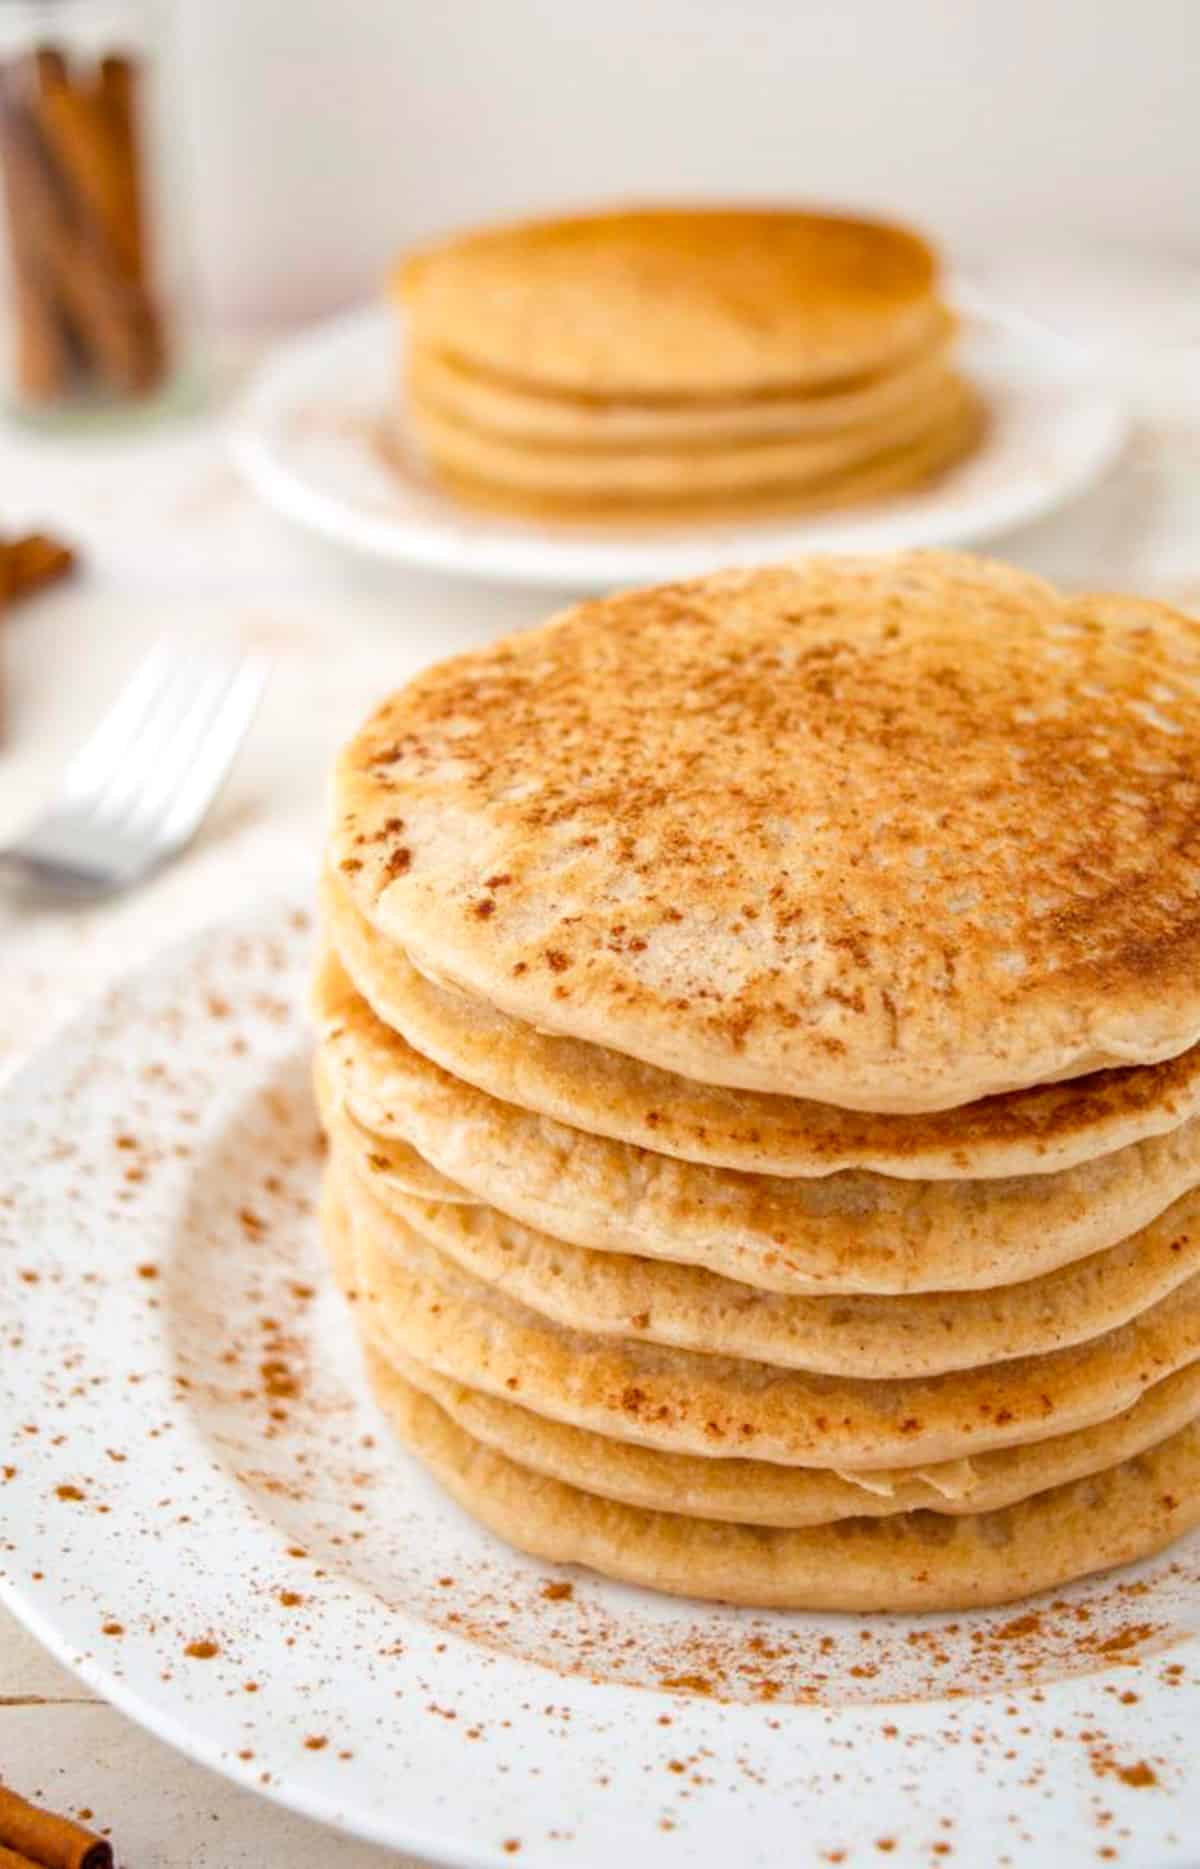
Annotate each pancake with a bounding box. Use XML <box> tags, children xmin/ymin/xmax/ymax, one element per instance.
<box><xmin>395</xmin><ymin>206</ymin><xmax>941</xmax><ymax>398</ymax></box>
<box><xmin>314</xmin><ymin>1054</ymin><xmax>474</xmax><ymax>1204</ymax></box>
<box><xmin>407</xmin><ymin>313</ymin><xmax>957</xmax><ymax>448</ymax></box>
<box><xmin>367</xmin><ymin>1340</ymin><xmax>1200</xmax><ymax>1529</ymax></box>
<box><xmin>330</xmin><ymin>555</ymin><xmax>1200</xmax><ymax>1112</ymax></box>
<box><xmin>411</xmin><ymin>315</ymin><xmax>958</xmax><ymax>443</ymax></box>
<box><xmin>329</xmin><ymin>1190</ymin><xmax>1200</xmax><ymax>1521</ymax></box>
<box><xmin>364</xmin><ymin>1356</ymin><xmax>1200</xmax><ymax>1611</ymax></box>
<box><xmin>325</xmin><ymin>1188</ymin><xmax>962</xmax><ymax>1507</ymax></box>
<box><xmin>324</xmin><ymin>867</ymin><xmax>1200</xmax><ymax>1180</ymax></box>
<box><xmin>335</xmin><ymin>1172</ymin><xmax>1200</xmax><ymax>1470</ymax></box>
<box><xmin>329</xmin><ymin>1114</ymin><xmax>1200</xmax><ymax>1378</ymax></box>
<box><xmin>315</xmin><ymin>958</ymin><xmax>1200</xmax><ymax>1295</ymax></box>
<box><xmin>407</xmin><ymin>370</ymin><xmax>972</xmax><ymax>501</ymax></box>
<box><xmin>414</xmin><ymin>396</ymin><xmax>981</xmax><ymax>525</ymax></box>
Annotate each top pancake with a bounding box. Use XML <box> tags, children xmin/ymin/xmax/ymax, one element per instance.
<box><xmin>331</xmin><ymin>553</ymin><xmax>1200</xmax><ymax>1113</ymax></box>
<box><xmin>394</xmin><ymin>205</ymin><xmax>940</xmax><ymax>397</ymax></box>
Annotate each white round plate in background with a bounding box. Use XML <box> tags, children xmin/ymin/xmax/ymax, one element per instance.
<box><xmin>231</xmin><ymin>293</ymin><xmax>1127</xmax><ymax>592</ymax></box>
<box><xmin>1</xmin><ymin>905</ymin><xmax>1198</xmax><ymax>1868</ymax></box>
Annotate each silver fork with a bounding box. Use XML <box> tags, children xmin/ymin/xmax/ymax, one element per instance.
<box><xmin>0</xmin><ymin>639</ymin><xmax>271</xmax><ymax>897</ymax></box>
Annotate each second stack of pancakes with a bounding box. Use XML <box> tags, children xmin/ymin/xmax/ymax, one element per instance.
<box><xmin>315</xmin><ymin>551</ymin><xmax>1200</xmax><ymax>1612</ymax></box>
<box><xmin>393</xmin><ymin>205</ymin><xmax>982</xmax><ymax>521</ymax></box>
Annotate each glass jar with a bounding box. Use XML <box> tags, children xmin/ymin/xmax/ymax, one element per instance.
<box><xmin>0</xmin><ymin>0</ymin><xmax>198</xmax><ymax>424</ymax></box>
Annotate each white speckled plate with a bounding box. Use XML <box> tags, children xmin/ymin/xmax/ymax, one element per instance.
<box><xmin>231</xmin><ymin>292</ymin><xmax>1127</xmax><ymax>593</ymax></box>
<box><xmin>2</xmin><ymin>904</ymin><xmax>1199</xmax><ymax>1869</ymax></box>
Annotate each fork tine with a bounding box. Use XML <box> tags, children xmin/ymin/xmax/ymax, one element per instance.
<box><xmin>59</xmin><ymin>640</ymin><xmax>179</xmax><ymax>801</ymax></box>
<box><xmin>148</xmin><ymin>655</ymin><xmax>270</xmax><ymax>853</ymax></box>
<box><xmin>85</xmin><ymin>649</ymin><xmax>223</xmax><ymax>826</ymax></box>
<box><xmin>115</xmin><ymin>653</ymin><xmax>245</xmax><ymax>832</ymax></box>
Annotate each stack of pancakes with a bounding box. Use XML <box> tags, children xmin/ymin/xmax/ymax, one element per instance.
<box><xmin>391</xmin><ymin>206</ymin><xmax>983</xmax><ymax>523</ymax></box>
<box><xmin>315</xmin><ymin>551</ymin><xmax>1200</xmax><ymax>1612</ymax></box>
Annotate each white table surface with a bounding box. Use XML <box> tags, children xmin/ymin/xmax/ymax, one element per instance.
<box><xmin>1</xmin><ymin>263</ymin><xmax>1199</xmax><ymax>1866</ymax></box>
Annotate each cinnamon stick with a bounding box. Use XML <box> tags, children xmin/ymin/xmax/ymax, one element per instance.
<box><xmin>0</xmin><ymin>1785</ymin><xmax>112</xmax><ymax>1869</ymax></box>
<box><xmin>0</xmin><ymin>532</ymin><xmax>76</xmax><ymax>605</ymax></box>
<box><xmin>29</xmin><ymin>48</ymin><xmax>162</xmax><ymax>392</ymax></box>
<box><xmin>104</xmin><ymin>52</ymin><xmax>166</xmax><ymax>383</ymax></box>
<box><xmin>0</xmin><ymin>166</ymin><xmax>71</xmax><ymax>400</ymax></box>
<box><xmin>0</xmin><ymin>41</ymin><xmax>167</xmax><ymax>404</ymax></box>
<box><xmin>0</xmin><ymin>62</ymin><xmax>71</xmax><ymax>400</ymax></box>
<box><xmin>0</xmin><ymin>81</ymin><xmax>153</xmax><ymax>393</ymax></box>
<box><xmin>33</xmin><ymin>47</ymin><xmax>68</xmax><ymax>89</ymax></box>
<box><xmin>37</xmin><ymin>63</ymin><xmax>137</xmax><ymax>278</ymax></box>
<box><xmin>97</xmin><ymin>54</ymin><xmax>147</xmax><ymax>286</ymax></box>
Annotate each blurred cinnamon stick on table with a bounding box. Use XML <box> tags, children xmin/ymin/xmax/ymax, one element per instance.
<box><xmin>0</xmin><ymin>532</ymin><xmax>76</xmax><ymax>606</ymax></box>
<box><xmin>0</xmin><ymin>530</ymin><xmax>75</xmax><ymax>742</ymax></box>
<box><xmin>4</xmin><ymin>530</ymin><xmax>76</xmax><ymax>601</ymax></box>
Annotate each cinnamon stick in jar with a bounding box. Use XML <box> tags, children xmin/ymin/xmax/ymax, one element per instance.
<box><xmin>0</xmin><ymin>1782</ymin><xmax>112</xmax><ymax>1869</ymax></box>
<box><xmin>0</xmin><ymin>78</ymin><xmax>152</xmax><ymax>394</ymax></box>
<box><xmin>0</xmin><ymin>33</ymin><xmax>169</xmax><ymax>407</ymax></box>
<box><xmin>97</xmin><ymin>54</ymin><xmax>149</xmax><ymax>285</ymax></box>
<box><xmin>31</xmin><ymin>49</ymin><xmax>164</xmax><ymax>384</ymax></box>
<box><xmin>0</xmin><ymin>57</ymin><xmax>71</xmax><ymax>401</ymax></box>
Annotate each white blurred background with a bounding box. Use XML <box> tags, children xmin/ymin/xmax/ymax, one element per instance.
<box><xmin>173</xmin><ymin>0</ymin><xmax>1200</xmax><ymax>330</ymax></box>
